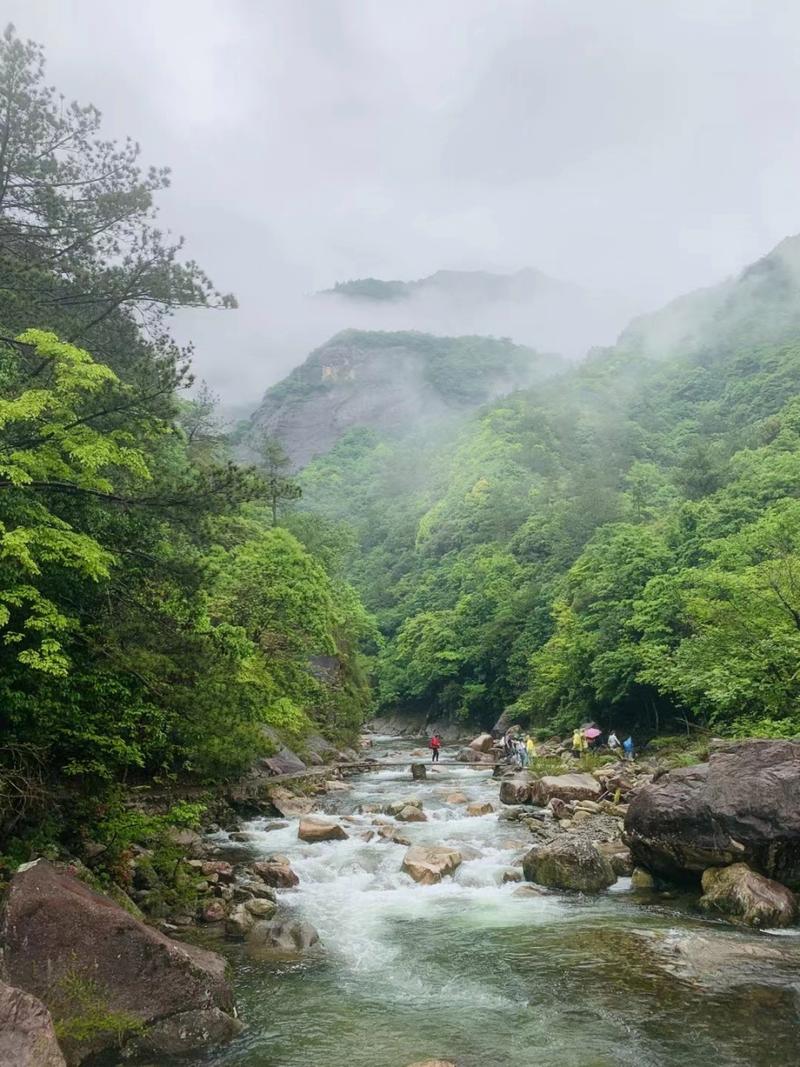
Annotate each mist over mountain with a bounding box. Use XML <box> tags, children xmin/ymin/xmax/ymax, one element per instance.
<box><xmin>246</xmin><ymin>329</ymin><xmax>561</xmax><ymax>467</ymax></box>
<box><xmin>619</xmin><ymin>233</ymin><xmax>800</xmax><ymax>360</ymax></box>
<box><xmin>316</xmin><ymin>266</ymin><xmax>635</xmax><ymax>363</ymax></box>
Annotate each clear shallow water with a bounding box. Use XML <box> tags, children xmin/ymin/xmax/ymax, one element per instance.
<box><xmin>185</xmin><ymin>740</ymin><xmax>800</xmax><ymax>1067</ymax></box>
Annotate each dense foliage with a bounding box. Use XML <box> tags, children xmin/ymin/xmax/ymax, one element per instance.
<box><xmin>0</xmin><ymin>27</ymin><xmax>374</xmax><ymax>849</ymax></box>
<box><xmin>300</xmin><ymin>246</ymin><xmax>800</xmax><ymax>742</ymax></box>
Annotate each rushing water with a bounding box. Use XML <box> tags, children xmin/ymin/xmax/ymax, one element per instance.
<box><xmin>185</xmin><ymin>738</ymin><xmax>800</xmax><ymax>1067</ymax></box>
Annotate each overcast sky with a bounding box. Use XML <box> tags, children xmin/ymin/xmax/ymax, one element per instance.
<box><xmin>7</xmin><ymin>0</ymin><xmax>800</xmax><ymax>402</ymax></box>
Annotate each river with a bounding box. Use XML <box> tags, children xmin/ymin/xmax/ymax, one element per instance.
<box><xmin>185</xmin><ymin>737</ymin><xmax>800</xmax><ymax>1067</ymax></box>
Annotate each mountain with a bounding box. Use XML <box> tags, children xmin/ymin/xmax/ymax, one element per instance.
<box><xmin>618</xmin><ymin>234</ymin><xmax>800</xmax><ymax>359</ymax></box>
<box><xmin>245</xmin><ymin>329</ymin><xmax>562</xmax><ymax>467</ymax></box>
<box><xmin>294</xmin><ymin>234</ymin><xmax>800</xmax><ymax>739</ymax></box>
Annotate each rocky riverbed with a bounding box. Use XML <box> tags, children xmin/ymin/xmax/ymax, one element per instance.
<box><xmin>2</xmin><ymin>735</ymin><xmax>799</xmax><ymax>1066</ymax></box>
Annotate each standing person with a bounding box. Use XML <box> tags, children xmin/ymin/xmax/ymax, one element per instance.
<box><xmin>526</xmin><ymin>734</ymin><xmax>537</xmax><ymax>766</ymax></box>
<box><xmin>520</xmin><ymin>736</ymin><xmax>530</xmax><ymax>768</ymax></box>
<box><xmin>608</xmin><ymin>729</ymin><xmax>621</xmax><ymax>754</ymax></box>
<box><xmin>429</xmin><ymin>733</ymin><xmax>442</xmax><ymax>764</ymax></box>
<box><xmin>572</xmin><ymin>728</ymin><xmax>586</xmax><ymax>759</ymax></box>
<box><xmin>623</xmin><ymin>734</ymin><xmax>635</xmax><ymax>761</ymax></box>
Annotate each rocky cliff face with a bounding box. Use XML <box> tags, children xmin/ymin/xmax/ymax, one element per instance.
<box><xmin>245</xmin><ymin>329</ymin><xmax>560</xmax><ymax>467</ymax></box>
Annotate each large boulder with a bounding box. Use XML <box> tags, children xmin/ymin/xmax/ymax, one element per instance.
<box><xmin>624</xmin><ymin>740</ymin><xmax>800</xmax><ymax>888</ymax></box>
<box><xmin>411</xmin><ymin>762</ymin><xmax>427</xmax><ymax>780</ymax></box>
<box><xmin>699</xmin><ymin>863</ymin><xmax>798</xmax><ymax>928</ymax></box>
<box><xmin>0</xmin><ymin>980</ymin><xmax>66</xmax><ymax>1067</ymax></box>
<box><xmin>499</xmin><ymin>774</ymin><xmax>531</xmax><ymax>805</ymax></box>
<box><xmin>522</xmin><ymin>838</ymin><xmax>615</xmax><ymax>893</ymax></box>
<box><xmin>401</xmin><ymin>846</ymin><xmax>463</xmax><ymax>885</ymax></box>
<box><xmin>298</xmin><ymin>817</ymin><xmax>349</xmax><ymax>843</ymax></box>
<box><xmin>456</xmin><ymin>746</ymin><xmax>492</xmax><ymax>764</ymax></box>
<box><xmin>253</xmin><ymin>857</ymin><xmax>299</xmax><ymax>888</ymax></box>
<box><xmin>0</xmin><ymin>860</ymin><xmax>238</xmax><ymax>1064</ymax></box>
<box><xmin>466</xmin><ymin>801</ymin><xmax>494</xmax><ymax>817</ymax></box>
<box><xmin>468</xmin><ymin>732</ymin><xmax>494</xmax><ymax>753</ymax></box>
<box><xmin>262</xmin><ymin>746</ymin><xmax>306</xmax><ymax>776</ymax></box>
<box><xmin>530</xmin><ymin>772</ymin><xmax>601</xmax><ymax>805</ymax></box>
<box><xmin>266</xmin><ymin>786</ymin><xmax>314</xmax><ymax>818</ymax></box>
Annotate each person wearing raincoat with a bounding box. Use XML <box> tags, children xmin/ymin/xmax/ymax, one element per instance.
<box><xmin>526</xmin><ymin>735</ymin><xmax>537</xmax><ymax>764</ymax></box>
<box><xmin>572</xmin><ymin>728</ymin><xmax>587</xmax><ymax>759</ymax></box>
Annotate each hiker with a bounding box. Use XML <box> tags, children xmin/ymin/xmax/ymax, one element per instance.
<box><xmin>429</xmin><ymin>733</ymin><xmax>442</xmax><ymax>763</ymax></box>
<box><xmin>526</xmin><ymin>734</ymin><xmax>537</xmax><ymax>764</ymax></box>
<box><xmin>623</xmin><ymin>734</ymin><xmax>635</xmax><ymax>761</ymax></box>
<box><xmin>608</xmin><ymin>729</ymin><xmax>620</xmax><ymax>752</ymax></box>
<box><xmin>504</xmin><ymin>728</ymin><xmax>515</xmax><ymax>759</ymax></box>
<box><xmin>520</xmin><ymin>736</ymin><xmax>530</xmax><ymax>768</ymax></box>
<box><xmin>572</xmin><ymin>728</ymin><xmax>587</xmax><ymax>759</ymax></box>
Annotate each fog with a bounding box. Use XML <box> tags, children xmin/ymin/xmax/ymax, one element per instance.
<box><xmin>7</xmin><ymin>0</ymin><xmax>800</xmax><ymax>405</ymax></box>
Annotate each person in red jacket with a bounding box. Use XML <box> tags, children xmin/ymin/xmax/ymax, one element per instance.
<box><xmin>429</xmin><ymin>733</ymin><xmax>442</xmax><ymax>763</ymax></box>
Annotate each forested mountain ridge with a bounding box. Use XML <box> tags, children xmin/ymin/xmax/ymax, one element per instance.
<box><xmin>298</xmin><ymin>234</ymin><xmax>800</xmax><ymax>742</ymax></box>
<box><xmin>245</xmin><ymin>329</ymin><xmax>561</xmax><ymax>466</ymax></box>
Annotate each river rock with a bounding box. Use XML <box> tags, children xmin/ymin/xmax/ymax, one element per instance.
<box><xmin>267</xmin><ymin>786</ymin><xmax>314</xmax><ymax>818</ymax></box>
<box><xmin>325</xmin><ymin>779</ymin><xmax>350</xmax><ymax>791</ymax></box>
<box><xmin>385</xmin><ymin>797</ymin><xmax>423</xmax><ymax>815</ymax></box>
<box><xmin>1</xmin><ymin>860</ymin><xmax>236</xmax><ymax>1064</ymax></box>
<box><xmin>245</xmin><ymin>896</ymin><xmax>278</xmax><ymax>919</ymax></box>
<box><xmin>298</xmin><ymin>818</ymin><xmax>349</xmax><ymax>843</ymax></box>
<box><xmin>522</xmin><ymin>839</ymin><xmax>615</xmax><ymax>892</ymax></box>
<box><xmin>445</xmin><ymin>791</ymin><xmax>468</xmax><ymax>804</ymax></box>
<box><xmin>0</xmin><ymin>980</ymin><xmax>66</xmax><ymax>1067</ymax></box>
<box><xmin>624</xmin><ymin>740</ymin><xmax>800</xmax><ymax>888</ymax></box>
<box><xmin>125</xmin><ymin>1008</ymin><xmax>242</xmax><ymax>1059</ymax></box>
<box><xmin>457</xmin><ymin>746</ymin><xmax>490</xmax><ymax>764</ymax></box>
<box><xmin>200</xmin><ymin>899</ymin><xmax>228</xmax><ymax>923</ymax></box>
<box><xmin>411</xmin><ymin>762</ymin><xmax>427</xmax><ymax>780</ymax></box>
<box><xmin>469</xmin><ymin>732</ymin><xmax>494</xmax><ymax>752</ymax></box>
<box><xmin>499</xmin><ymin>775</ymin><xmax>531</xmax><ymax>804</ymax></box>
<box><xmin>466</xmin><ymin>801</ymin><xmax>494</xmax><ymax>816</ymax></box>
<box><xmin>225</xmin><ymin>902</ymin><xmax>255</xmax><ymax>940</ymax></box>
<box><xmin>263</xmin><ymin>746</ymin><xmax>307</xmax><ymax>776</ymax></box>
<box><xmin>530</xmin><ymin>772</ymin><xmax>601</xmax><ymax>805</ymax></box>
<box><xmin>246</xmin><ymin>918</ymin><xmax>320</xmax><ymax>954</ymax></box>
<box><xmin>630</xmin><ymin>866</ymin><xmax>655</xmax><ymax>890</ymax></box>
<box><xmin>402</xmin><ymin>846</ymin><xmax>463</xmax><ymax>885</ymax></box>
<box><xmin>396</xmin><ymin>804</ymin><xmax>427</xmax><ymax>823</ymax></box>
<box><xmin>699</xmin><ymin>863</ymin><xmax>798</xmax><ymax>928</ymax></box>
<box><xmin>253</xmin><ymin>857</ymin><xmax>299</xmax><ymax>887</ymax></box>
<box><xmin>201</xmin><ymin>860</ymin><xmax>235</xmax><ymax>884</ymax></box>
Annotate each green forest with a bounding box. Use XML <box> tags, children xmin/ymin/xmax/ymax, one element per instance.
<box><xmin>3</xmin><ymin>23</ymin><xmax>800</xmax><ymax>865</ymax></box>
<box><xmin>0</xmin><ymin>28</ymin><xmax>373</xmax><ymax>858</ymax></box>
<box><xmin>300</xmin><ymin>252</ymin><xmax>800</xmax><ymax>743</ymax></box>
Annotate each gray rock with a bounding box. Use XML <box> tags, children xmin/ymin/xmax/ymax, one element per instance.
<box><xmin>411</xmin><ymin>762</ymin><xmax>427</xmax><ymax>780</ymax></box>
<box><xmin>0</xmin><ymin>980</ymin><xmax>66</xmax><ymax>1067</ymax></box>
<box><xmin>625</xmin><ymin>740</ymin><xmax>800</xmax><ymax>889</ymax></box>
<box><xmin>699</xmin><ymin>863</ymin><xmax>798</xmax><ymax>928</ymax></box>
<box><xmin>1</xmin><ymin>860</ymin><xmax>236</xmax><ymax>1064</ymax></box>
<box><xmin>499</xmin><ymin>775</ymin><xmax>531</xmax><ymax>805</ymax></box>
<box><xmin>123</xmin><ymin>1007</ymin><xmax>243</xmax><ymax>1057</ymax></box>
<box><xmin>522</xmin><ymin>838</ymin><xmax>615</xmax><ymax>893</ymax></box>
<box><xmin>246</xmin><ymin>918</ymin><xmax>320</xmax><ymax>954</ymax></box>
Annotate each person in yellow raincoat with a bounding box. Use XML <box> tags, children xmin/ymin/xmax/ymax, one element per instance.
<box><xmin>572</xmin><ymin>728</ymin><xmax>587</xmax><ymax>759</ymax></box>
<box><xmin>526</xmin><ymin>735</ymin><xmax>537</xmax><ymax>764</ymax></box>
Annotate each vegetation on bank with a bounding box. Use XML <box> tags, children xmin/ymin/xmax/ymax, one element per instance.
<box><xmin>0</xmin><ymin>26</ymin><xmax>375</xmax><ymax>865</ymax></box>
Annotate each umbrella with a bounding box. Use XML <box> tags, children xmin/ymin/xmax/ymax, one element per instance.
<box><xmin>583</xmin><ymin>727</ymin><xmax>601</xmax><ymax>739</ymax></box>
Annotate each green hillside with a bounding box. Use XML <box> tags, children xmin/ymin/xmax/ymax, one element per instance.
<box><xmin>300</xmin><ymin>238</ymin><xmax>800</xmax><ymax>740</ymax></box>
